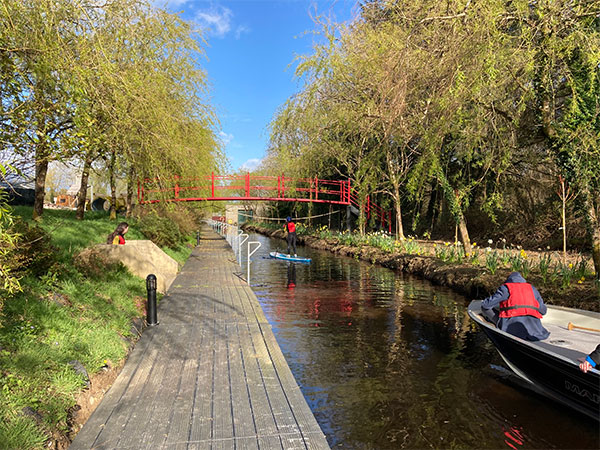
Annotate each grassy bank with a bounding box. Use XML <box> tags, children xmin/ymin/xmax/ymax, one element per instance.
<box><xmin>0</xmin><ymin>207</ymin><xmax>193</xmax><ymax>449</ymax></box>
<box><xmin>244</xmin><ymin>221</ymin><xmax>599</xmax><ymax>310</ymax></box>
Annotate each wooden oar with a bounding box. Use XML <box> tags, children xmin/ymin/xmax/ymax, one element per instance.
<box><xmin>567</xmin><ymin>322</ymin><xmax>600</xmax><ymax>333</ymax></box>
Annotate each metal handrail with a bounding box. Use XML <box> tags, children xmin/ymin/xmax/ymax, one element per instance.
<box><xmin>206</xmin><ymin>220</ymin><xmax>259</xmax><ymax>286</ymax></box>
<box><xmin>238</xmin><ymin>233</ymin><xmax>249</xmax><ymax>265</ymax></box>
<box><xmin>247</xmin><ymin>241</ymin><xmax>261</xmax><ymax>285</ymax></box>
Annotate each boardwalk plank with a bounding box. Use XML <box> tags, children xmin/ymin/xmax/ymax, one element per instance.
<box><xmin>248</xmin><ymin>324</ymin><xmax>300</xmax><ymax>437</ymax></box>
<box><xmin>89</xmin><ymin>335</ymin><xmax>164</xmax><ymax>449</ymax></box>
<box><xmin>235</xmin><ymin>436</ymin><xmax>260</xmax><ymax>450</ymax></box>
<box><xmin>261</xmin><ymin>328</ymin><xmax>324</xmax><ymax>436</ymax></box>
<box><xmin>69</xmin><ymin>225</ymin><xmax>329</xmax><ymax>450</ymax></box>
<box><xmin>163</xmin><ymin>324</ymin><xmax>204</xmax><ymax>446</ymax></box>
<box><xmin>212</xmin><ymin>320</ymin><xmax>234</xmax><ymax>441</ymax></box>
<box><xmin>117</xmin><ymin>332</ymin><xmax>172</xmax><ymax>447</ymax></box>
<box><xmin>238</xmin><ymin>323</ymin><xmax>279</xmax><ymax>438</ymax></box>
<box><xmin>228</xmin><ymin>323</ymin><xmax>257</xmax><ymax>439</ymax></box>
<box><xmin>257</xmin><ymin>435</ymin><xmax>283</xmax><ymax>450</ymax></box>
<box><xmin>188</xmin><ymin>321</ymin><xmax>215</xmax><ymax>443</ymax></box>
<box><xmin>69</xmin><ymin>327</ymin><xmax>158</xmax><ymax>447</ymax></box>
<box><xmin>187</xmin><ymin>442</ymin><xmax>210</xmax><ymax>450</ymax></box>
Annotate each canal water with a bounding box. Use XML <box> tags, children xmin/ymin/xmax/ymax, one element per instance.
<box><xmin>241</xmin><ymin>233</ymin><xmax>598</xmax><ymax>449</ymax></box>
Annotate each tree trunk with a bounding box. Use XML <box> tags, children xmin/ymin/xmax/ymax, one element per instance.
<box><xmin>109</xmin><ymin>149</ymin><xmax>117</xmax><ymax>220</ymax></box>
<box><xmin>583</xmin><ymin>195</ymin><xmax>600</xmax><ymax>281</ymax></box>
<box><xmin>559</xmin><ymin>177</ymin><xmax>568</xmax><ymax>264</ymax></box>
<box><xmin>126</xmin><ymin>166</ymin><xmax>135</xmax><ymax>218</ymax></box>
<box><xmin>359</xmin><ymin>201</ymin><xmax>366</xmax><ymax>235</ymax></box>
<box><xmin>32</xmin><ymin>149</ymin><xmax>48</xmax><ymax>220</ymax></box>
<box><xmin>76</xmin><ymin>151</ymin><xmax>93</xmax><ymax>220</ymax></box>
<box><xmin>592</xmin><ymin>226</ymin><xmax>600</xmax><ymax>282</ymax></box>
<box><xmin>393</xmin><ymin>185</ymin><xmax>404</xmax><ymax>239</ymax></box>
<box><xmin>457</xmin><ymin>212</ymin><xmax>472</xmax><ymax>254</ymax></box>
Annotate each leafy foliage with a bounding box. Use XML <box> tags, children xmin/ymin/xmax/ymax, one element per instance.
<box><xmin>0</xmin><ymin>0</ymin><xmax>224</xmax><ymax>220</ymax></box>
<box><xmin>265</xmin><ymin>0</ymin><xmax>600</xmax><ymax>277</ymax></box>
<box><xmin>7</xmin><ymin>218</ymin><xmax>58</xmax><ymax>278</ymax></box>
<box><xmin>137</xmin><ymin>212</ymin><xmax>183</xmax><ymax>249</ymax></box>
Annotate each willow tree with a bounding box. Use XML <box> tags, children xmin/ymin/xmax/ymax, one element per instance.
<box><xmin>68</xmin><ymin>0</ymin><xmax>223</xmax><ymax>219</ymax></box>
<box><xmin>331</xmin><ymin>10</ymin><xmax>447</xmax><ymax>239</ymax></box>
<box><xmin>371</xmin><ymin>0</ymin><xmax>531</xmax><ymax>253</ymax></box>
<box><xmin>268</xmin><ymin>19</ymin><xmax>388</xmax><ymax>234</ymax></box>
<box><xmin>0</xmin><ymin>0</ymin><xmax>80</xmax><ymax>219</ymax></box>
<box><xmin>117</xmin><ymin>5</ymin><xmax>223</xmax><ymax>209</ymax></box>
<box><xmin>519</xmin><ymin>0</ymin><xmax>600</xmax><ymax>278</ymax></box>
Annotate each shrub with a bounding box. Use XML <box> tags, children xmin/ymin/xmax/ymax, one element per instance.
<box><xmin>4</xmin><ymin>218</ymin><xmax>58</xmax><ymax>279</ymax></box>
<box><xmin>135</xmin><ymin>204</ymin><xmax>202</xmax><ymax>249</ymax></box>
<box><xmin>136</xmin><ymin>212</ymin><xmax>183</xmax><ymax>248</ymax></box>
<box><xmin>73</xmin><ymin>247</ymin><xmax>123</xmax><ymax>279</ymax></box>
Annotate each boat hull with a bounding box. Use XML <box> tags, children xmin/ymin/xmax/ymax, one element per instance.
<box><xmin>468</xmin><ymin>301</ymin><xmax>599</xmax><ymax>421</ymax></box>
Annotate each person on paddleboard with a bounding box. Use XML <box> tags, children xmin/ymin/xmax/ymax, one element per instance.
<box><xmin>284</xmin><ymin>216</ymin><xmax>297</xmax><ymax>256</ymax></box>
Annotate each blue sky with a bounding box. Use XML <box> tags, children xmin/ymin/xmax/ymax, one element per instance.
<box><xmin>156</xmin><ymin>0</ymin><xmax>358</xmax><ymax>172</ymax></box>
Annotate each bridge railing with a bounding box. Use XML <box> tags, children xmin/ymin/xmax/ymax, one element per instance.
<box><xmin>139</xmin><ymin>173</ymin><xmax>351</xmax><ymax>205</ymax></box>
<box><xmin>348</xmin><ymin>191</ymin><xmax>392</xmax><ymax>233</ymax></box>
<box><xmin>149</xmin><ymin>174</ymin><xmax>392</xmax><ymax>233</ymax></box>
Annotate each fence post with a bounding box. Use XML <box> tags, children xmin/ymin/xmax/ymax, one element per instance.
<box><xmin>247</xmin><ymin>241</ymin><xmax>262</xmax><ymax>285</ymax></box>
<box><xmin>238</xmin><ymin>231</ymin><xmax>249</xmax><ymax>265</ymax></box>
<box><xmin>146</xmin><ymin>274</ymin><xmax>158</xmax><ymax>326</ymax></box>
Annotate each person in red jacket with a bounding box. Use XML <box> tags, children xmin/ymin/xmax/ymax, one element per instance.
<box><xmin>481</xmin><ymin>271</ymin><xmax>549</xmax><ymax>341</ymax></box>
<box><xmin>284</xmin><ymin>216</ymin><xmax>297</xmax><ymax>256</ymax></box>
<box><xmin>107</xmin><ymin>222</ymin><xmax>129</xmax><ymax>245</ymax></box>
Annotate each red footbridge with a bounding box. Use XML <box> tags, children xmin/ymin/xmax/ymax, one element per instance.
<box><xmin>138</xmin><ymin>173</ymin><xmax>392</xmax><ymax>231</ymax></box>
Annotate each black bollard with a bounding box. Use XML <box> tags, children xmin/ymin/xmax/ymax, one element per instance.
<box><xmin>196</xmin><ymin>230</ymin><xmax>200</xmax><ymax>246</ymax></box>
<box><xmin>146</xmin><ymin>274</ymin><xmax>158</xmax><ymax>326</ymax></box>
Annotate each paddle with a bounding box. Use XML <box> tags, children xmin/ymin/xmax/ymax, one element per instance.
<box><xmin>567</xmin><ymin>322</ymin><xmax>600</xmax><ymax>333</ymax></box>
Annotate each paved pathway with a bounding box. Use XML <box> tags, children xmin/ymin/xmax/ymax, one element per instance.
<box><xmin>70</xmin><ymin>225</ymin><xmax>329</xmax><ymax>449</ymax></box>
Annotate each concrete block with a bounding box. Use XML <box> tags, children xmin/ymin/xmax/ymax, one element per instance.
<box><xmin>93</xmin><ymin>241</ymin><xmax>179</xmax><ymax>293</ymax></box>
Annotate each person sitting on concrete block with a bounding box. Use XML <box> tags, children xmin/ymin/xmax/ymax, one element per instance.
<box><xmin>107</xmin><ymin>222</ymin><xmax>129</xmax><ymax>245</ymax></box>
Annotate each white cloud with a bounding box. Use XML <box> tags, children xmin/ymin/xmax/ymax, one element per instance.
<box><xmin>150</xmin><ymin>0</ymin><xmax>189</xmax><ymax>8</ymax></box>
<box><xmin>240</xmin><ymin>158</ymin><xmax>262</xmax><ymax>172</ymax></box>
<box><xmin>195</xmin><ymin>5</ymin><xmax>233</xmax><ymax>38</ymax></box>
<box><xmin>219</xmin><ymin>131</ymin><xmax>234</xmax><ymax>146</ymax></box>
<box><xmin>235</xmin><ymin>25</ymin><xmax>251</xmax><ymax>40</ymax></box>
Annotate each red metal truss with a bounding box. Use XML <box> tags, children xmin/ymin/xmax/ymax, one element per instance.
<box><xmin>348</xmin><ymin>191</ymin><xmax>392</xmax><ymax>233</ymax></box>
<box><xmin>138</xmin><ymin>173</ymin><xmax>391</xmax><ymax>232</ymax></box>
<box><xmin>138</xmin><ymin>173</ymin><xmax>351</xmax><ymax>205</ymax></box>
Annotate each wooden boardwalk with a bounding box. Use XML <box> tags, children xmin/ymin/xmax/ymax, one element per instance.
<box><xmin>70</xmin><ymin>226</ymin><xmax>329</xmax><ymax>450</ymax></box>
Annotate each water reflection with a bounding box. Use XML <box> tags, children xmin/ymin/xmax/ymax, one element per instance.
<box><xmin>246</xmin><ymin>233</ymin><xmax>598</xmax><ymax>449</ymax></box>
<box><xmin>287</xmin><ymin>263</ymin><xmax>296</xmax><ymax>289</ymax></box>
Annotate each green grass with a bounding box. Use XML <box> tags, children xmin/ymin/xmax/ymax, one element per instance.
<box><xmin>11</xmin><ymin>206</ymin><xmax>192</xmax><ymax>266</ymax></box>
<box><xmin>0</xmin><ymin>207</ymin><xmax>194</xmax><ymax>449</ymax></box>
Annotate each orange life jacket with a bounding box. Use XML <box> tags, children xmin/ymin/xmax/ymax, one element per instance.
<box><xmin>499</xmin><ymin>283</ymin><xmax>543</xmax><ymax>318</ymax></box>
<box><xmin>286</xmin><ymin>222</ymin><xmax>296</xmax><ymax>233</ymax></box>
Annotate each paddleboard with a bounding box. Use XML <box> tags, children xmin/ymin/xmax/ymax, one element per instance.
<box><xmin>269</xmin><ymin>252</ymin><xmax>311</xmax><ymax>263</ymax></box>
